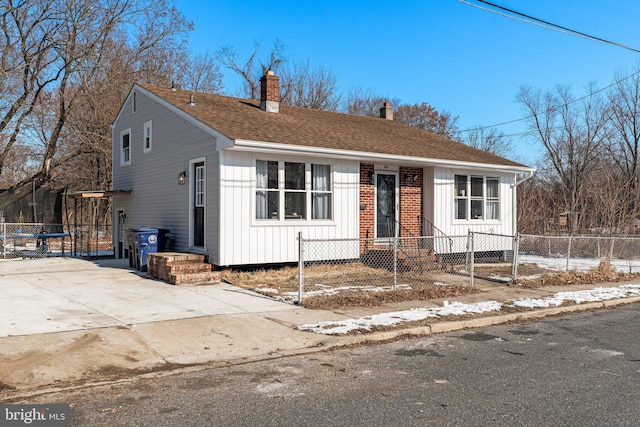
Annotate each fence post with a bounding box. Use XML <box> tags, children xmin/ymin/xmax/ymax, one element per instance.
<box><xmin>298</xmin><ymin>232</ymin><xmax>304</xmax><ymax>305</ymax></box>
<box><xmin>392</xmin><ymin>237</ymin><xmax>397</xmax><ymax>291</ymax></box>
<box><xmin>566</xmin><ymin>235</ymin><xmax>572</xmax><ymax>271</ymax></box>
<box><xmin>610</xmin><ymin>237</ymin><xmax>615</xmax><ymax>259</ymax></box>
<box><xmin>511</xmin><ymin>232</ymin><xmax>520</xmax><ymax>282</ymax></box>
<box><xmin>468</xmin><ymin>231</ymin><xmax>475</xmax><ymax>287</ymax></box>
<box><xmin>2</xmin><ymin>221</ymin><xmax>5</xmax><ymax>259</ymax></box>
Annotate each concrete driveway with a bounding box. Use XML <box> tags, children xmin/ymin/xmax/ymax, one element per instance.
<box><xmin>0</xmin><ymin>257</ymin><xmax>298</xmax><ymax>337</ymax></box>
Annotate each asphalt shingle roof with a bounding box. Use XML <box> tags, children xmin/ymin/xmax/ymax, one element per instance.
<box><xmin>139</xmin><ymin>83</ymin><xmax>528</xmax><ymax>168</ymax></box>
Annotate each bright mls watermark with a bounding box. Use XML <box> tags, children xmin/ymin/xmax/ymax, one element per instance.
<box><xmin>1</xmin><ymin>405</ymin><xmax>69</xmax><ymax>426</ymax></box>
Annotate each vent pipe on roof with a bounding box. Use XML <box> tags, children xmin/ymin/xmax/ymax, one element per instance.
<box><xmin>380</xmin><ymin>102</ymin><xmax>393</xmax><ymax>120</ymax></box>
<box><xmin>188</xmin><ymin>93</ymin><xmax>196</xmax><ymax>106</ymax></box>
<box><xmin>260</xmin><ymin>70</ymin><xmax>280</xmax><ymax>113</ymax></box>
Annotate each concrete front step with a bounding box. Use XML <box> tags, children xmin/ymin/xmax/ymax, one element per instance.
<box><xmin>148</xmin><ymin>252</ymin><xmax>220</xmax><ymax>286</ymax></box>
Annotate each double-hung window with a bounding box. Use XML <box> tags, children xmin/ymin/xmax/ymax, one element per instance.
<box><xmin>454</xmin><ymin>175</ymin><xmax>499</xmax><ymax>220</ymax></box>
<box><xmin>143</xmin><ymin>121</ymin><xmax>152</xmax><ymax>153</ymax></box>
<box><xmin>256</xmin><ymin>160</ymin><xmax>332</xmax><ymax>221</ymax></box>
<box><xmin>256</xmin><ymin>160</ymin><xmax>279</xmax><ymax>219</ymax></box>
<box><xmin>311</xmin><ymin>164</ymin><xmax>332</xmax><ymax>219</ymax></box>
<box><xmin>120</xmin><ymin>129</ymin><xmax>131</xmax><ymax>166</ymax></box>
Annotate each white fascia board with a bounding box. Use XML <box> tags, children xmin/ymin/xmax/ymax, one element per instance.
<box><xmin>124</xmin><ymin>84</ymin><xmax>234</xmax><ymax>149</ymax></box>
<box><xmin>231</xmin><ymin>139</ymin><xmax>536</xmax><ymax>174</ymax></box>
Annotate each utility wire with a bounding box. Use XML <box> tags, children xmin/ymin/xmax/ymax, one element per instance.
<box><xmin>457</xmin><ymin>0</ymin><xmax>640</xmax><ymax>135</ymax></box>
<box><xmin>458</xmin><ymin>68</ymin><xmax>640</xmax><ymax>134</ymax></box>
<box><xmin>460</xmin><ymin>0</ymin><xmax>640</xmax><ymax>53</ymax></box>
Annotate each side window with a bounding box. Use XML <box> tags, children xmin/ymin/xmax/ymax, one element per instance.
<box><xmin>486</xmin><ymin>178</ymin><xmax>500</xmax><ymax>220</ymax></box>
<box><xmin>143</xmin><ymin>120</ymin><xmax>152</xmax><ymax>153</ymax></box>
<box><xmin>256</xmin><ymin>160</ymin><xmax>279</xmax><ymax>220</ymax></box>
<box><xmin>284</xmin><ymin>162</ymin><xmax>306</xmax><ymax>220</ymax></box>
<box><xmin>454</xmin><ymin>174</ymin><xmax>500</xmax><ymax>221</ymax></box>
<box><xmin>311</xmin><ymin>164</ymin><xmax>332</xmax><ymax>219</ymax></box>
<box><xmin>454</xmin><ymin>175</ymin><xmax>467</xmax><ymax>220</ymax></box>
<box><xmin>120</xmin><ymin>129</ymin><xmax>131</xmax><ymax>166</ymax></box>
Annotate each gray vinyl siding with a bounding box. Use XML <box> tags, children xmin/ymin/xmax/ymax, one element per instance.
<box><xmin>112</xmin><ymin>88</ymin><xmax>220</xmax><ymax>262</ymax></box>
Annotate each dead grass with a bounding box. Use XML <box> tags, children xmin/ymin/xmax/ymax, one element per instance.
<box><xmin>300</xmin><ymin>285</ymin><xmax>479</xmax><ymax>310</ymax></box>
<box><xmin>222</xmin><ymin>262</ymin><xmax>480</xmax><ymax>309</ymax></box>
<box><xmin>222</xmin><ymin>258</ymin><xmax>640</xmax><ymax>310</ymax></box>
<box><xmin>514</xmin><ymin>257</ymin><xmax>640</xmax><ymax>288</ymax></box>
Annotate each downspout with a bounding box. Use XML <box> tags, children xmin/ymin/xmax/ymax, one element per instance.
<box><xmin>511</xmin><ymin>170</ymin><xmax>535</xmax><ymax>235</ymax></box>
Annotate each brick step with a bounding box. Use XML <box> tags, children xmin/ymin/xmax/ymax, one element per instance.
<box><xmin>171</xmin><ymin>271</ymin><xmax>222</xmax><ymax>286</ymax></box>
<box><xmin>157</xmin><ymin>252</ymin><xmax>207</xmax><ymax>264</ymax></box>
<box><xmin>165</xmin><ymin>262</ymin><xmax>213</xmax><ymax>274</ymax></box>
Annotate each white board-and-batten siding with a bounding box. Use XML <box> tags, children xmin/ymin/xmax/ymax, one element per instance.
<box><xmin>218</xmin><ymin>151</ymin><xmax>359</xmax><ymax>265</ymax></box>
<box><xmin>432</xmin><ymin>167</ymin><xmax>515</xmax><ymax>250</ymax></box>
<box><xmin>112</xmin><ymin>89</ymin><xmax>220</xmax><ymax>260</ymax></box>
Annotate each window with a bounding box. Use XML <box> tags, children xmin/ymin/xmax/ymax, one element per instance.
<box><xmin>195</xmin><ymin>163</ymin><xmax>205</xmax><ymax>207</ymax></box>
<box><xmin>256</xmin><ymin>160</ymin><xmax>279</xmax><ymax>219</ymax></box>
<box><xmin>486</xmin><ymin>178</ymin><xmax>499</xmax><ymax>220</ymax></box>
<box><xmin>285</xmin><ymin>162</ymin><xmax>305</xmax><ymax>219</ymax></box>
<box><xmin>143</xmin><ymin>121</ymin><xmax>152</xmax><ymax>152</ymax></box>
<box><xmin>256</xmin><ymin>160</ymin><xmax>332</xmax><ymax>221</ymax></box>
<box><xmin>120</xmin><ymin>129</ymin><xmax>131</xmax><ymax>166</ymax></box>
<box><xmin>312</xmin><ymin>164</ymin><xmax>332</xmax><ymax>219</ymax></box>
<box><xmin>132</xmin><ymin>92</ymin><xmax>137</xmax><ymax>112</ymax></box>
<box><xmin>454</xmin><ymin>175</ymin><xmax>499</xmax><ymax>220</ymax></box>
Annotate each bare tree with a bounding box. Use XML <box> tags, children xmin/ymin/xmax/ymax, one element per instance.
<box><xmin>279</xmin><ymin>60</ymin><xmax>341</xmax><ymax>110</ymax></box>
<box><xmin>394</xmin><ymin>102</ymin><xmax>459</xmax><ymax>139</ymax></box>
<box><xmin>461</xmin><ymin>126</ymin><xmax>513</xmax><ymax>157</ymax></box>
<box><xmin>604</xmin><ymin>68</ymin><xmax>640</xmax><ymax>225</ymax></box>
<box><xmin>518</xmin><ymin>84</ymin><xmax>608</xmax><ymax>233</ymax></box>
<box><xmin>174</xmin><ymin>51</ymin><xmax>223</xmax><ymax>93</ymax></box>
<box><xmin>343</xmin><ymin>87</ymin><xmax>398</xmax><ymax>117</ymax></box>
<box><xmin>0</xmin><ymin>0</ymin><xmax>193</xmax><ymax>210</ymax></box>
<box><xmin>215</xmin><ymin>39</ymin><xmax>285</xmax><ymax>99</ymax></box>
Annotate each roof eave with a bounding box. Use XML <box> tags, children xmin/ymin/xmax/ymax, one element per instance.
<box><xmin>231</xmin><ymin>139</ymin><xmax>535</xmax><ymax>173</ymax></box>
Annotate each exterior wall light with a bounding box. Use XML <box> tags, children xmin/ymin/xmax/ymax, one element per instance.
<box><xmin>178</xmin><ymin>171</ymin><xmax>187</xmax><ymax>185</ymax></box>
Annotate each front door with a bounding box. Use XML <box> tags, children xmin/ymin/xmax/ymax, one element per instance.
<box><xmin>117</xmin><ymin>210</ymin><xmax>127</xmax><ymax>259</ymax></box>
<box><xmin>193</xmin><ymin>161</ymin><xmax>205</xmax><ymax>247</ymax></box>
<box><xmin>376</xmin><ymin>173</ymin><xmax>397</xmax><ymax>238</ymax></box>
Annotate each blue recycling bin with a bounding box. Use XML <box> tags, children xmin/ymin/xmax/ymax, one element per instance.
<box><xmin>130</xmin><ymin>227</ymin><xmax>169</xmax><ymax>272</ymax></box>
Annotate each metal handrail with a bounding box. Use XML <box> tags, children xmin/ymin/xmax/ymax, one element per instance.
<box><xmin>419</xmin><ymin>216</ymin><xmax>454</xmax><ymax>254</ymax></box>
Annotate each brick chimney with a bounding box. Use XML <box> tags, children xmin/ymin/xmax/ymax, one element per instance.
<box><xmin>380</xmin><ymin>102</ymin><xmax>393</xmax><ymax>120</ymax></box>
<box><xmin>260</xmin><ymin>70</ymin><xmax>279</xmax><ymax>113</ymax></box>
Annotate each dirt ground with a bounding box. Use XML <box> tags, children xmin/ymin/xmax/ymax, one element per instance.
<box><xmin>222</xmin><ymin>259</ymin><xmax>640</xmax><ymax>310</ymax></box>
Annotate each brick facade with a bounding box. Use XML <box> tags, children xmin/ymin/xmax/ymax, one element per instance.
<box><xmin>359</xmin><ymin>163</ymin><xmax>424</xmax><ymax>253</ymax></box>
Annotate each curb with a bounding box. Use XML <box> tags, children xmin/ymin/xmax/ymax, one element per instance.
<box><xmin>320</xmin><ymin>295</ymin><xmax>640</xmax><ymax>347</ymax></box>
<box><xmin>2</xmin><ymin>295</ymin><xmax>639</xmax><ymax>403</ymax></box>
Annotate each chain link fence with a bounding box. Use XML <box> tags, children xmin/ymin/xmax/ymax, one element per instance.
<box><xmin>297</xmin><ymin>232</ymin><xmax>640</xmax><ymax>302</ymax></box>
<box><xmin>0</xmin><ymin>222</ymin><xmax>113</xmax><ymax>259</ymax></box>
<box><xmin>298</xmin><ymin>233</ymin><xmax>471</xmax><ymax>303</ymax></box>
<box><xmin>517</xmin><ymin>234</ymin><xmax>640</xmax><ymax>277</ymax></box>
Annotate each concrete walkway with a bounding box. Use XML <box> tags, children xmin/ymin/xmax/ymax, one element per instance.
<box><xmin>1</xmin><ymin>257</ymin><xmax>639</xmax><ymax>400</ymax></box>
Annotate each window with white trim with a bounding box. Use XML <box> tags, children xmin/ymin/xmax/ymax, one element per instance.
<box><xmin>143</xmin><ymin>120</ymin><xmax>152</xmax><ymax>153</ymax></box>
<box><xmin>195</xmin><ymin>163</ymin><xmax>205</xmax><ymax>207</ymax></box>
<box><xmin>454</xmin><ymin>175</ymin><xmax>500</xmax><ymax>220</ymax></box>
<box><xmin>256</xmin><ymin>160</ymin><xmax>332</xmax><ymax>221</ymax></box>
<box><xmin>120</xmin><ymin>129</ymin><xmax>131</xmax><ymax>166</ymax></box>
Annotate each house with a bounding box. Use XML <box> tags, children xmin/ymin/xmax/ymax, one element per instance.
<box><xmin>111</xmin><ymin>71</ymin><xmax>534</xmax><ymax>267</ymax></box>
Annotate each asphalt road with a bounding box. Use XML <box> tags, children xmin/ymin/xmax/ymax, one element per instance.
<box><xmin>24</xmin><ymin>303</ymin><xmax>640</xmax><ymax>426</ymax></box>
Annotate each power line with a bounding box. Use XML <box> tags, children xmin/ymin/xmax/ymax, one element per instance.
<box><xmin>458</xmin><ymin>68</ymin><xmax>640</xmax><ymax>134</ymax></box>
<box><xmin>459</xmin><ymin>0</ymin><xmax>640</xmax><ymax>53</ymax></box>
<box><xmin>457</xmin><ymin>1</ymin><xmax>640</xmax><ymax>135</ymax></box>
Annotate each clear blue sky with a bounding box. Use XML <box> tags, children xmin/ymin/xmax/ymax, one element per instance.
<box><xmin>176</xmin><ymin>0</ymin><xmax>640</xmax><ymax>166</ymax></box>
